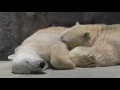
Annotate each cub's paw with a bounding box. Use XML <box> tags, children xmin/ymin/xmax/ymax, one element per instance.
<box><xmin>71</xmin><ymin>53</ymin><xmax>96</xmax><ymax>67</ymax></box>
<box><xmin>81</xmin><ymin>54</ymin><xmax>96</xmax><ymax>67</ymax></box>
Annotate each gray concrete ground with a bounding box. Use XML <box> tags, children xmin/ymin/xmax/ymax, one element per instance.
<box><xmin>0</xmin><ymin>61</ymin><xmax>120</xmax><ymax>78</ymax></box>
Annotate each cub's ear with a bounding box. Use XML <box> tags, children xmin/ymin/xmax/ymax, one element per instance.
<box><xmin>76</xmin><ymin>22</ymin><xmax>80</xmax><ymax>25</ymax></box>
<box><xmin>81</xmin><ymin>32</ymin><xmax>90</xmax><ymax>39</ymax></box>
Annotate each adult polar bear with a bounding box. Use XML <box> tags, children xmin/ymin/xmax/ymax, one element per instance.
<box><xmin>61</xmin><ymin>23</ymin><xmax>120</xmax><ymax>67</ymax></box>
<box><xmin>8</xmin><ymin>23</ymin><xmax>90</xmax><ymax>74</ymax></box>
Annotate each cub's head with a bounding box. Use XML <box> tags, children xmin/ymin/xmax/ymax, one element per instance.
<box><xmin>60</xmin><ymin>22</ymin><xmax>90</xmax><ymax>50</ymax></box>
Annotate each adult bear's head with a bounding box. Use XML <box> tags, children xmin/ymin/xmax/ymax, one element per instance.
<box><xmin>9</xmin><ymin>49</ymin><xmax>47</xmax><ymax>74</ymax></box>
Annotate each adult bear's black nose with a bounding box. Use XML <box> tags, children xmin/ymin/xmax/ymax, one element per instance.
<box><xmin>39</xmin><ymin>61</ymin><xmax>46</xmax><ymax>69</ymax></box>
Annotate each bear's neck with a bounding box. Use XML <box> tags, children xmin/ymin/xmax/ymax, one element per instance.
<box><xmin>87</xmin><ymin>24</ymin><xmax>104</xmax><ymax>46</ymax></box>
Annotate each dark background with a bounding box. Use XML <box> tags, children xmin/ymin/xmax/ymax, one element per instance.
<box><xmin>1</xmin><ymin>12</ymin><xmax>120</xmax><ymax>60</ymax></box>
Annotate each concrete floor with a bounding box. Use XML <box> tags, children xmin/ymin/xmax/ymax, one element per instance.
<box><xmin>0</xmin><ymin>61</ymin><xmax>120</xmax><ymax>78</ymax></box>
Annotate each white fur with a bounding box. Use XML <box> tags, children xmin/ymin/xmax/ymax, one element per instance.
<box><xmin>11</xmin><ymin>47</ymin><xmax>47</xmax><ymax>74</ymax></box>
<box><xmin>8</xmin><ymin>54</ymin><xmax>15</xmax><ymax>60</ymax></box>
<box><xmin>9</xmin><ymin>26</ymin><xmax>75</xmax><ymax>74</ymax></box>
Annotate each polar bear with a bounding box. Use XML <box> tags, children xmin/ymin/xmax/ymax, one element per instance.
<box><xmin>9</xmin><ymin>24</ymin><xmax>88</xmax><ymax>74</ymax></box>
<box><xmin>61</xmin><ymin>22</ymin><xmax>120</xmax><ymax>67</ymax></box>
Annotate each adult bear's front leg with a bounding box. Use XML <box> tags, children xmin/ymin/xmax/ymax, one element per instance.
<box><xmin>50</xmin><ymin>43</ymin><xmax>75</xmax><ymax>69</ymax></box>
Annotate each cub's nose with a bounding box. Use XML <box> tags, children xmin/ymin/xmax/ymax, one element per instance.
<box><xmin>39</xmin><ymin>61</ymin><xmax>46</xmax><ymax>69</ymax></box>
<box><xmin>60</xmin><ymin>37</ymin><xmax>66</xmax><ymax>42</ymax></box>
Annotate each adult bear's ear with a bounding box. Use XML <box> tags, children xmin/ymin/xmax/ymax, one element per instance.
<box><xmin>81</xmin><ymin>32</ymin><xmax>90</xmax><ymax>40</ymax></box>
